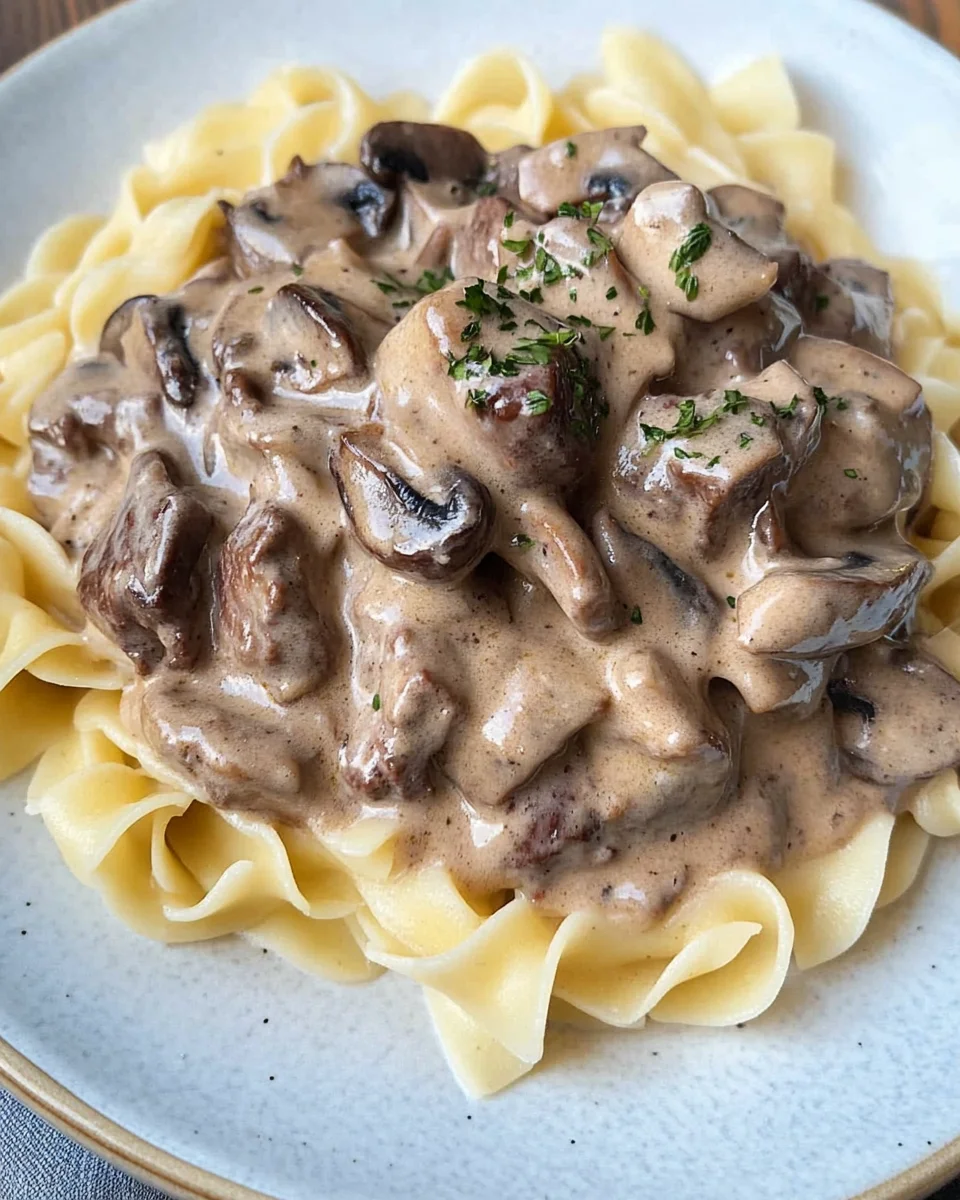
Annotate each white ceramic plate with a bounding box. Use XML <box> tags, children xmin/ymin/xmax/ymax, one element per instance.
<box><xmin>2</xmin><ymin>2</ymin><xmax>960</xmax><ymax>1197</ymax></box>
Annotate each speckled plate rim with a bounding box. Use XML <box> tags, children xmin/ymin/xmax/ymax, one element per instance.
<box><xmin>1</xmin><ymin>1</ymin><xmax>959</xmax><ymax>1197</ymax></box>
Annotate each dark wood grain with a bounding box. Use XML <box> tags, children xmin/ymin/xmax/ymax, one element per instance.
<box><xmin>1</xmin><ymin>0</ymin><xmax>959</xmax><ymax>74</ymax></box>
<box><xmin>1</xmin><ymin>2</ymin><xmax>960</xmax><ymax>1198</ymax></box>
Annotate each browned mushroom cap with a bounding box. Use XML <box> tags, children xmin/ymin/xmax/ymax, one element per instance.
<box><xmin>78</xmin><ymin>450</ymin><xmax>212</xmax><ymax>674</ymax></box>
<box><xmin>216</xmin><ymin>500</ymin><xmax>331</xmax><ymax>704</ymax></box>
<box><xmin>802</xmin><ymin>258</ymin><xmax>894</xmax><ymax>358</ymax></box>
<box><xmin>99</xmin><ymin>294</ymin><xmax>156</xmax><ymax>361</ymax></box>
<box><xmin>221</xmin><ymin>158</ymin><xmax>395</xmax><ymax>274</ymax></box>
<box><xmin>331</xmin><ymin>429</ymin><xmax>493</xmax><ymax>582</ymax></box>
<box><xmin>829</xmin><ymin>641</ymin><xmax>960</xmax><ymax>784</ymax></box>
<box><xmin>791</xmin><ymin>335</ymin><xmax>920</xmax><ymax>415</ymax></box>
<box><xmin>708</xmin><ymin>184</ymin><xmax>807</xmax><ymax>299</ymax></box>
<box><xmin>361</xmin><ymin>122</ymin><xmax>488</xmax><ymax>187</ymax></box>
<box><xmin>736</xmin><ymin>551</ymin><xmax>930</xmax><ymax>658</ymax></box>
<box><xmin>265</xmin><ymin>282</ymin><xmax>366</xmax><ymax>393</ymax></box>
<box><xmin>517</xmin><ymin>127</ymin><xmax>676</xmax><ymax>216</ymax></box>
<box><xmin>616</xmin><ymin>181</ymin><xmax>778</xmax><ymax>323</ymax></box>
<box><xmin>137</xmin><ymin>298</ymin><xmax>200</xmax><ymax>408</ymax></box>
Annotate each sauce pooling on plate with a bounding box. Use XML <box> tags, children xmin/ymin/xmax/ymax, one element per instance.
<box><xmin>29</xmin><ymin>121</ymin><xmax>960</xmax><ymax>922</ymax></box>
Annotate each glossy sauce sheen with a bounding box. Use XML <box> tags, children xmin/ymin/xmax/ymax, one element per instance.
<box><xmin>29</xmin><ymin>125</ymin><xmax>960</xmax><ymax>923</ymax></box>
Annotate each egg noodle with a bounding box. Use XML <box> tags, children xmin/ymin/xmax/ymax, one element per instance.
<box><xmin>1</xmin><ymin>29</ymin><xmax>960</xmax><ymax>1096</ymax></box>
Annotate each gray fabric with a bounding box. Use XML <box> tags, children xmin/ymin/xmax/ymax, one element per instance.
<box><xmin>1</xmin><ymin>1084</ymin><xmax>959</xmax><ymax>1200</ymax></box>
<box><xmin>0</xmin><ymin>1089</ymin><xmax>168</xmax><ymax>1200</ymax></box>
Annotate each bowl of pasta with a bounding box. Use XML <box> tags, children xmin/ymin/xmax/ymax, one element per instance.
<box><xmin>1</xmin><ymin>0</ymin><xmax>959</xmax><ymax>1197</ymax></box>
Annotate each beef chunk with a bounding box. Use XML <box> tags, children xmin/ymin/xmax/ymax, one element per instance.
<box><xmin>216</xmin><ymin>501</ymin><xmax>330</xmax><ymax>704</ymax></box>
<box><xmin>78</xmin><ymin>451</ymin><xmax>212</xmax><ymax>674</ymax></box>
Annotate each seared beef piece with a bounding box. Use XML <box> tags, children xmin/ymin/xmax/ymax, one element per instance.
<box><xmin>216</xmin><ymin>501</ymin><xmax>330</xmax><ymax>704</ymax></box>
<box><xmin>78</xmin><ymin>451</ymin><xmax>212</xmax><ymax>674</ymax></box>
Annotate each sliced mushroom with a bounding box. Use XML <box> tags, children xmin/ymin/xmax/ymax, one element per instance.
<box><xmin>802</xmin><ymin>258</ymin><xmax>894</xmax><ymax>358</ymax></box>
<box><xmin>221</xmin><ymin>158</ymin><xmax>395</xmax><ymax>274</ymax></box>
<box><xmin>483</xmin><ymin>144</ymin><xmax>536</xmax><ymax>210</ymax></box>
<box><xmin>736</xmin><ymin>552</ymin><xmax>930</xmax><ymax>658</ymax></box>
<box><xmin>216</xmin><ymin>500</ymin><xmax>330</xmax><ymax>704</ymax></box>
<box><xmin>517</xmin><ymin>127</ymin><xmax>676</xmax><ymax>217</ymax></box>
<box><xmin>829</xmin><ymin>641</ymin><xmax>960</xmax><ymax>784</ymax></box>
<box><xmin>791</xmin><ymin>336</ymin><xmax>921</xmax><ymax>415</ymax></box>
<box><xmin>616</xmin><ymin>181</ymin><xmax>778</xmax><ymax>322</ymax></box>
<box><xmin>665</xmin><ymin>290</ymin><xmax>801</xmax><ymax>395</ymax></box>
<box><xmin>331</xmin><ymin>429</ymin><xmax>493</xmax><ymax>582</ymax></box>
<box><xmin>360</xmin><ymin>122</ymin><xmax>488</xmax><ymax>186</ymax></box>
<box><xmin>78</xmin><ymin>450</ymin><xmax>212</xmax><ymax>674</ymax></box>
<box><xmin>708</xmin><ymin>183</ymin><xmax>807</xmax><ymax>300</ymax></box>
<box><xmin>449</xmin><ymin>196</ymin><xmax>514</xmax><ymax>280</ymax></box>
<box><xmin>99</xmin><ymin>294</ymin><xmax>155</xmax><ymax>362</ymax></box>
<box><xmin>501</xmin><ymin>494</ymin><xmax>620</xmax><ymax>639</ymax></box>
<box><xmin>266</xmin><ymin>282</ymin><xmax>366</xmax><ymax>393</ymax></box>
<box><xmin>137</xmin><ymin>298</ymin><xmax>200</xmax><ymax>408</ymax></box>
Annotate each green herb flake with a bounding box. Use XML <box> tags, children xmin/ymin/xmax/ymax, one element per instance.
<box><xmin>565</xmin><ymin>141</ymin><xmax>578</xmax><ymax>158</ymax></box>
<box><xmin>511</xmin><ymin>533</ymin><xmax>536</xmax><ymax>550</ymax></box>
<box><xmin>750</xmin><ymin>412</ymin><xmax>766</xmax><ymax>427</ymax></box>
<box><xmin>739</xmin><ymin>432</ymin><xmax>753</xmax><ymax>449</ymax></box>
<box><xmin>597</xmin><ymin>325</ymin><xmax>616</xmax><ymax>341</ymax></box>
<box><xmin>504</xmin><ymin>210</ymin><xmax>515</xmax><ymax>228</ymax></box>
<box><xmin>635</xmin><ymin>307</ymin><xmax>655</xmax><ymax>335</ymax></box>
<box><xmin>844</xmin><ymin>467</ymin><xmax>859</xmax><ymax>479</ymax></box>
<box><xmin>771</xmin><ymin>394</ymin><xmax>799</xmax><ymax>419</ymax></box>
<box><xmin>674</xmin><ymin>447</ymin><xmax>704</xmax><ymax>460</ymax></box>
<box><xmin>605</xmin><ymin>286</ymin><xmax>618</xmax><ymax>301</ymax></box>
<box><xmin>502</xmin><ymin>237</ymin><xmax>532</xmax><ymax>255</ymax></box>
<box><xmin>630</xmin><ymin>605</ymin><xmax>643</xmax><ymax>625</ymax></box>
<box><xmin>461</xmin><ymin>320</ymin><xmax>482</xmax><ymax>342</ymax></box>
<box><xmin>524</xmin><ymin>389</ymin><xmax>553</xmax><ymax>416</ymax></box>
<box><xmin>291</xmin><ymin>264</ymin><xmax>304</xmax><ymax>277</ymax></box>
<box><xmin>722</xmin><ymin>389</ymin><xmax>748</xmax><ymax>414</ymax></box>
<box><xmin>372</xmin><ymin>693</ymin><xmax>381</xmax><ymax>712</ymax></box>
<box><xmin>415</xmin><ymin>267</ymin><xmax>454</xmax><ymax>294</ymax></box>
<box><xmin>726</xmin><ymin>595</ymin><xmax>737</xmax><ymax>609</ymax></box>
<box><xmin>466</xmin><ymin>389</ymin><xmax>489</xmax><ymax>410</ymax></box>
<box><xmin>247</xmin><ymin>286</ymin><xmax>264</xmax><ymax>294</ymax></box>
<box><xmin>497</xmin><ymin>265</ymin><xmax>509</xmax><ymax>286</ymax></box>
<box><xmin>814</xmin><ymin>293</ymin><xmax>830</xmax><ymax>312</ymax></box>
<box><xmin>837</xmin><ymin>398</ymin><xmax>849</xmax><ymax>410</ymax></box>
<box><xmin>309</xmin><ymin>359</ymin><xmax>317</xmax><ymax>368</ymax></box>
<box><xmin>707</xmin><ymin>455</ymin><xmax>721</xmax><ymax>468</ymax></box>
<box><xmin>668</xmin><ymin>222</ymin><xmax>712</xmax><ymax>301</ymax></box>
<box><xmin>476</xmin><ymin>180</ymin><xmax>497</xmax><ymax>196</ymax></box>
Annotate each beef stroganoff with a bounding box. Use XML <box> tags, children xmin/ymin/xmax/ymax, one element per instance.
<box><xmin>2</xmin><ymin>29</ymin><xmax>960</xmax><ymax>1095</ymax></box>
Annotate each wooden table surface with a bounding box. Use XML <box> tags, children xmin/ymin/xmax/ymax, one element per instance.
<box><xmin>1</xmin><ymin>2</ymin><xmax>960</xmax><ymax>1200</ymax></box>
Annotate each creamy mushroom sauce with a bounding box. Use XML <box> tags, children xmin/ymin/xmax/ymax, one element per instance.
<box><xmin>29</xmin><ymin>122</ymin><xmax>960</xmax><ymax>924</ymax></box>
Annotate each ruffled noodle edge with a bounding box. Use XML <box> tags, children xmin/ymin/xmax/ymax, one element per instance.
<box><xmin>1</xmin><ymin>32</ymin><xmax>959</xmax><ymax>1096</ymax></box>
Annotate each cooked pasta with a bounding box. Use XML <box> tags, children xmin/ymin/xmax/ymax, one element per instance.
<box><xmin>1</xmin><ymin>27</ymin><xmax>959</xmax><ymax>1097</ymax></box>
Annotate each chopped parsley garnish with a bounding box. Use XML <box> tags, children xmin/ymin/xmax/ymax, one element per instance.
<box><xmin>750</xmin><ymin>412</ymin><xmax>766</xmax><ymax>427</ymax></box>
<box><xmin>248</xmin><ymin>286</ymin><xmax>264</xmax><ymax>294</ymax></box>
<box><xmin>844</xmin><ymin>467</ymin><xmax>859</xmax><ymax>479</ymax></box>
<box><xmin>630</xmin><ymin>605</ymin><xmax>643</xmax><ymax>625</ymax></box>
<box><xmin>565</xmin><ymin>141</ymin><xmax>578</xmax><ymax>158</ymax></box>
<box><xmin>496</xmin><ymin>264</ymin><xmax>509</xmax><ymax>286</ymax></box>
<box><xmin>461</xmin><ymin>319</ymin><xmax>482</xmax><ymax>342</ymax></box>
<box><xmin>638</xmin><ymin>390</ymin><xmax>754</xmax><ymax>452</ymax></box>
<box><xmin>524</xmin><ymin>389</ymin><xmax>553</xmax><ymax>416</ymax></box>
<box><xmin>476</xmin><ymin>179</ymin><xmax>497</xmax><ymax>196</ymax></box>
<box><xmin>739</xmin><ymin>432</ymin><xmax>753</xmax><ymax>449</ymax></box>
<box><xmin>415</xmin><ymin>267</ymin><xmax>453</xmax><ymax>293</ymax></box>
<box><xmin>466</xmin><ymin>389</ymin><xmax>489</xmax><ymax>410</ymax></box>
<box><xmin>518</xmin><ymin>286</ymin><xmax>544</xmax><ymax>304</ymax></box>
<box><xmin>605</xmin><ymin>286</ymin><xmax>618</xmax><ymax>301</ymax></box>
<box><xmin>568</xmin><ymin>314</ymin><xmax>592</xmax><ymax>327</ymax></box>
<box><xmin>722</xmin><ymin>389</ymin><xmax>748</xmax><ymax>414</ymax></box>
<box><xmin>771</xmin><ymin>394</ymin><xmax>800</xmax><ymax>419</ymax></box>
<box><xmin>726</xmin><ymin>595</ymin><xmax>737</xmax><ymax>609</ymax></box>
<box><xmin>372</xmin><ymin>693</ymin><xmax>381</xmax><ymax>712</ymax></box>
<box><xmin>674</xmin><ymin>447</ymin><xmax>703</xmax><ymax>459</ymax></box>
<box><xmin>502</xmin><ymin>236</ymin><xmax>533</xmax><ymax>255</ymax></box>
<box><xmin>669</xmin><ymin>222</ymin><xmax>712</xmax><ymax>301</ymax></box>
<box><xmin>373</xmin><ymin>272</ymin><xmax>405</xmax><ymax>294</ymax></box>
<box><xmin>392</xmin><ymin>299</ymin><xmax>413</xmax><ymax>309</ymax></box>
<box><xmin>511</xmin><ymin>533</ymin><xmax>536</xmax><ymax>549</ymax></box>
<box><xmin>597</xmin><ymin>325</ymin><xmax>615</xmax><ymax>341</ymax></box>
<box><xmin>291</xmin><ymin>264</ymin><xmax>304</xmax><ymax>276</ymax></box>
<box><xmin>309</xmin><ymin>359</ymin><xmax>317</xmax><ymax>368</ymax></box>
<box><xmin>558</xmin><ymin>200</ymin><xmax>604</xmax><ymax>222</ymax></box>
<box><xmin>456</xmin><ymin>280</ymin><xmax>515</xmax><ymax>327</ymax></box>
<box><xmin>582</xmin><ymin>224</ymin><xmax>614</xmax><ymax>267</ymax></box>
<box><xmin>837</xmin><ymin>398</ymin><xmax>849</xmax><ymax>410</ymax></box>
<box><xmin>707</xmin><ymin>455</ymin><xmax>721</xmax><ymax>468</ymax></box>
<box><xmin>504</xmin><ymin>210</ymin><xmax>515</xmax><ymax>228</ymax></box>
<box><xmin>569</xmin><ymin>288</ymin><xmax>578</xmax><ymax>302</ymax></box>
<box><xmin>635</xmin><ymin>307</ymin><xmax>655</xmax><ymax>335</ymax></box>
<box><xmin>814</xmin><ymin>293</ymin><xmax>830</xmax><ymax>311</ymax></box>
<box><xmin>813</xmin><ymin>385</ymin><xmax>847</xmax><ymax>411</ymax></box>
